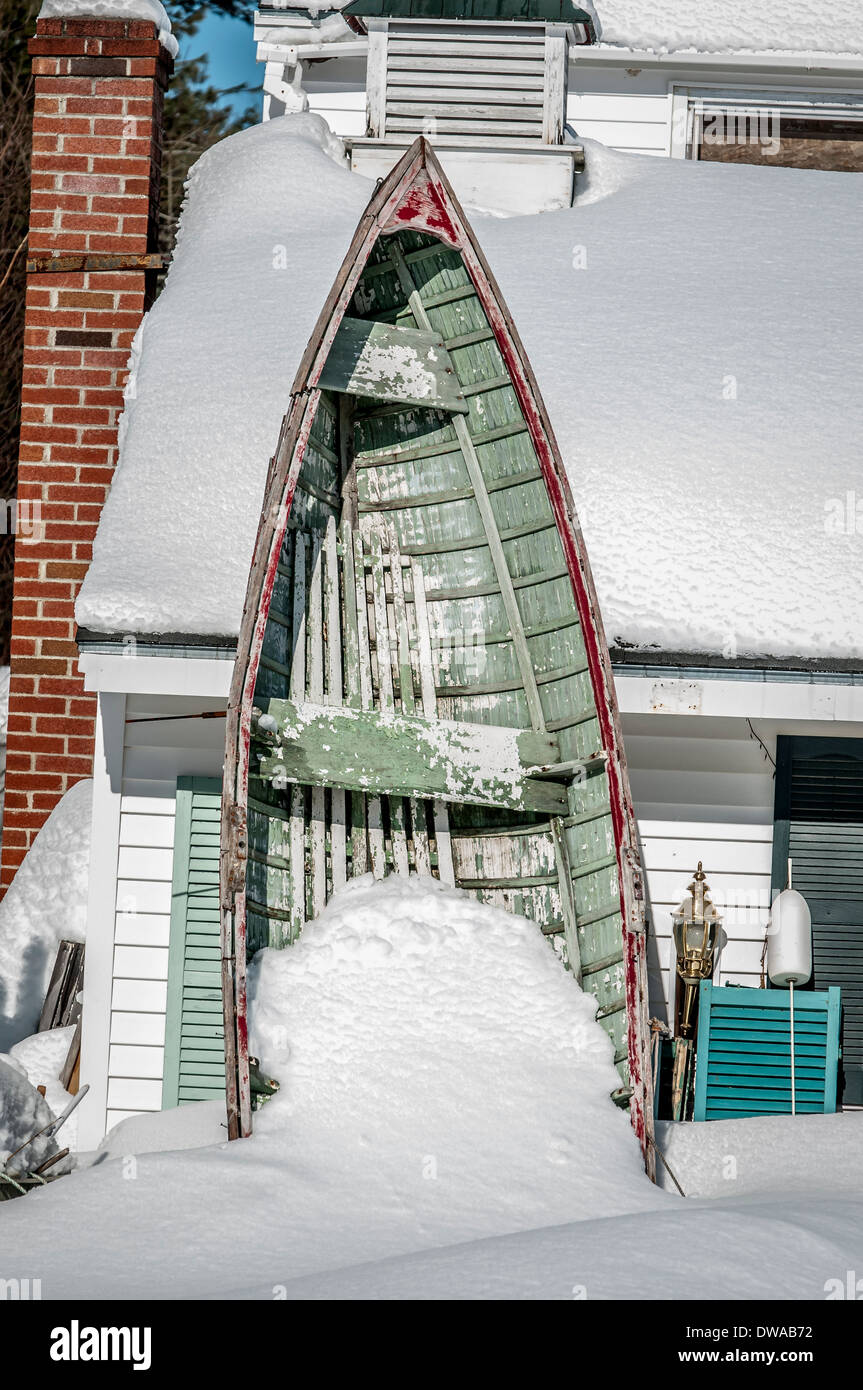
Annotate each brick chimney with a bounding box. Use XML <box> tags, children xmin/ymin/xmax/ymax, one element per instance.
<box><xmin>1</xmin><ymin>13</ymin><xmax>173</xmax><ymax>892</ymax></box>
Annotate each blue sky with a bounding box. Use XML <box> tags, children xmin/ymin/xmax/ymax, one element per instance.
<box><xmin>185</xmin><ymin>9</ymin><xmax>261</xmax><ymax>121</ymax></box>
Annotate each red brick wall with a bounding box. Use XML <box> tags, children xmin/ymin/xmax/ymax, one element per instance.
<box><xmin>1</xmin><ymin>17</ymin><xmax>172</xmax><ymax>892</ymax></box>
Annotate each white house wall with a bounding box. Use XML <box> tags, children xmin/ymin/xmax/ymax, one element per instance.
<box><xmin>105</xmin><ymin>692</ymin><xmax>227</xmax><ymax>1131</ymax></box>
<box><xmin>567</xmin><ymin>65</ymin><xmax>672</xmax><ymax>155</ymax></box>
<box><xmin>306</xmin><ymin>57</ymin><xmax>367</xmax><ymax>138</ymax></box>
<box><xmin>76</xmin><ymin>673</ymin><xmax>228</xmax><ymax>1144</ymax></box>
<box><xmin>302</xmin><ymin>54</ymin><xmax>863</xmax><ymax>161</ymax></box>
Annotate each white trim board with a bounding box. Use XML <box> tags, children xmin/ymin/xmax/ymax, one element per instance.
<box><xmin>616</xmin><ymin>673</ymin><xmax>863</xmax><ymax>724</ymax></box>
<box><xmin>79</xmin><ymin>652</ymin><xmax>232</xmax><ymax>699</ymax></box>
<box><xmin>76</xmin><ymin>692</ymin><xmax>126</xmax><ymax>1151</ymax></box>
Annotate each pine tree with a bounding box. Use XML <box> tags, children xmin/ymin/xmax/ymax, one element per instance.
<box><xmin>160</xmin><ymin>11</ymin><xmax>257</xmax><ymax>258</ymax></box>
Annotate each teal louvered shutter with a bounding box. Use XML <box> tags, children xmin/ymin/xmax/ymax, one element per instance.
<box><xmin>693</xmin><ymin>982</ymin><xmax>841</xmax><ymax>1121</ymax></box>
<box><xmin>773</xmin><ymin>736</ymin><xmax>863</xmax><ymax>1105</ymax></box>
<box><xmin>162</xmin><ymin>777</ymin><xmax>225</xmax><ymax>1108</ymax></box>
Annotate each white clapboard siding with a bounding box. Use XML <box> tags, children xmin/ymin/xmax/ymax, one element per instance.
<box><xmin>119</xmin><ymin>812</ymin><xmax>176</xmax><ymax>848</ymax></box>
<box><xmin>111</xmin><ymin>979</ymin><xmax>168</xmax><ymax>1013</ymax></box>
<box><xmin>307</xmin><ymin>88</ymin><xmax>367</xmax><ymax>139</ymax></box>
<box><xmin>651</xmin><ymin>932</ymin><xmax>766</xmax><ymax>977</ymax></box>
<box><xmin>109</xmin><ymin>1044</ymin><xmax>165</xmax><ymax>1079</ymax></box>
<box><xmin>106</xmin><ymin>1077</ymin><xmax>163</xmax><ymax>1111</ymax></box>
<box><xmin>114</xmin><ymin>914</ymin><xmax>170</xmax><ymax>948</ymax></box>
<box><xmin>368</xmin><ymin>19</ymin><xmax>566</xmax><ymax>145</ymax></box>
<box><xmin>104</xmin><ymin>694</ymin><xmax>226</xmax><ymax>1120</ymax></box>
<box><xmin>566</xmin><ymin>85</ymin><xmax>670</xmax><ymax>155</ymax></box>
<box><xmin>110</xmin><ymin>1011</ymin><xmax>166</xmax><ymax>1046</ymax></box>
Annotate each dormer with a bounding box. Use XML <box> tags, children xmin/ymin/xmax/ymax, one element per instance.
<box><xmin>343</xmin><ymin>0</ymin><xmax>595</xmax><ymax>213</ymax></box>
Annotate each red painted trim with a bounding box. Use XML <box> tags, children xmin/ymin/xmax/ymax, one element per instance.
<box><xmin>231</xmin><ymin>401</ymin><xmax>317</xmax><ymax>1136</ymax></box>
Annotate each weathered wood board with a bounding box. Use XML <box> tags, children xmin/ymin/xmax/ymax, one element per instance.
<box><xmin>253</xmin><ymin>699</ymin><xmax>563</xmax><ymax>812</ymax></box>
<box><xmin>319</xmin><ymin>316</ymin><xmax>468</xmax><ymax>413</ymax></box>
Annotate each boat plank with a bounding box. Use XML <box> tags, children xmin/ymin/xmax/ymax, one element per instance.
<box><xmin>388</xmin><ymin>526</ymin><xmax>430</xmax><ymax>875</ymax></box>
<box><xmin>326</xmin><ymin>517</ymin><xmax>347</xmax><ymax>891</ymax></box>
<box><xmin>369</xmin><ymin>531</ymin><xmax>409</xmax><ymax>876</ymax></box>
<box><xmin>355</xmin><ymin>530</ymin><xmax>386</xmax><ymax>877</ymax></box>
<box><xmin>308</xmin><ymin>533</ymin><xmax>327</xmax><ymax>917</ymax></box>
<box><xmin>288</xmin><ymin>531</ymin><xmax>308</xmax><ymax>935</ymax></box>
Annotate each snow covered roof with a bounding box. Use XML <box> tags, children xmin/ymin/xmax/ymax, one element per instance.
<box><xmin>37</xmin><ymin>0</ymin><xmax>178</xmax><ymax>57</ymax></box>
<box><xmin>75</xmin><ymin>115</ymin><xmax>863</xmax><ymax>664</ymax></box>
<box><xmin>589</xmin><ymin>1</ymin><xmax>863</xmax><ymax>59</ymax></box>
<box><xmin>258</xmin><ymin>0</ymin><xmax>863</xmax><ymax>60</ymax></box>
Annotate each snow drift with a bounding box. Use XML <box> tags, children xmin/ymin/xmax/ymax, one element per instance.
<box><xmin>0</xmin><ymin>876</ymin><xmax>663</xmax><ymax>1294</ymax></box>
<box><xmin>247</xmin><ymin>874</ymin><xmax>652</xmax><ymax>1240</ymax></box>
<box><xmin>2</xmin><ymin>874</ymin><xmax>862</xmax><ymax>1299</ymax></box>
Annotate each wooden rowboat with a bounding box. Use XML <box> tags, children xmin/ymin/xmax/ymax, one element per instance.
<box><xmin>220</xmin><ymin>138</ymin><xmax>654</xmax><ymax>1169</ymax></box>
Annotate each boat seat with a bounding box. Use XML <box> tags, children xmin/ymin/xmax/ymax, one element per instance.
<box><xmin>252</xmin><ymin>700</ymin><xmax>566</xmax><ymax>815</ymax></box>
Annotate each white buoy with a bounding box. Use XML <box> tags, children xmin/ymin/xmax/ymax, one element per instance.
<box><xmin>767</xmin><ymin>870</ymin><xmax>813</xmax><ymax>1116</ymax></box>
<box><xmin>767</xmin><ymin>887</ymin><xmax>812</xmax><ymax>988</ymax></box>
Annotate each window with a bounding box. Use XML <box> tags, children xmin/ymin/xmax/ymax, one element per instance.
<box><xmin>670</xmin><ymin>86</ymin><xmax>863</xmax><ymax>173</ymax></box>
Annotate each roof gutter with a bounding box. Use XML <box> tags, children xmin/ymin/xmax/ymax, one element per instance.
<box><xmin>572</xmin><ymin>47</ymin><xmax>863</xmax><ymax>77</ymax></box>
<box><xmin>252</xmin><ymin>31</ymin><xmax>863</xmax><ymax>78</ymax></box>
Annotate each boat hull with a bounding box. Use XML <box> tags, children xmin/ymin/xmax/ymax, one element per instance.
<box><xmin>221</xmin><ymin>140</ymin><xmax>654</xmax><ymax>1171</ymax></box>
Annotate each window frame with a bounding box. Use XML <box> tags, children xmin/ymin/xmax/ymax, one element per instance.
<box><xmin>668</xmin><ymin>81</ymin><xmax>863</xmax><ymax>164</ymax></box>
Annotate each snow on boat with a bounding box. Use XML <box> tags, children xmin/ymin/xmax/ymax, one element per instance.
<box><xmin>220</xmin><ymin>138</ymin><xmax>654</xmax><ymax>1166</ymax></box>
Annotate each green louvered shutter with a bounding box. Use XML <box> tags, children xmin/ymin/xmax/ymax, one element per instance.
<box><xmin>693</xmin><ymin>982</ymin><xmax>841</xmax><ymax>1120</ymax></box>
<box><xmin>162</xmin><ymin>776</ymin><xmax>225</xmax><ymax>1107</ymax></box>
<box><xmin>773</xmin><ymin>737</ymin><xmax>863</xmax><ymax>1106</ymax></box>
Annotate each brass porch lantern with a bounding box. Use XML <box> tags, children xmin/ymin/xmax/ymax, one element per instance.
<box><xmin>673</xmin><ymin>862</ymin><xmax>721</xmax><ymax>1039</ymax></box>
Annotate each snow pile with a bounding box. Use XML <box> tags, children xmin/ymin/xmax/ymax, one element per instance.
<box><xmin>592</xmin><ymin>1</ymin><xmax>863</xmax><ymax>57</ymax></box>
<box><xmin>0</xmin><ymin>780</ymin><xmax>91</xmax><ymax>1052</ymax></box>
<box><xmin>656</xmin><ymin>1111</ymin><xmax>863</xmax><ymax>1198</ymax></box>
<box><xmin>247</xmin><ymin>875</ymin><xmax>651</xmax><ymax>1242</ymax></box>
<box><xmin>0</xmin><ymin>1056</ymin><xmax>69</xmax><ymax>1177</ymax></box>
<box><xmin>1</xmin><ymin>875</ymin><xmax>862</xmax><ymax>1299</ymax></box>
<box><xmin>268</xmin><ymin>1183</ymin><xmax>863</xmax><ymax>1299</ymax></box>
<box><xmin>0</xmin><ymin>877</ymin><xmax>664</xmax><ymax>1295</ymax></box>
<box><xmin>8</xmin><ymin>1028</ymin><xmax>78</xmax><ymax>1151</ymax></box>
<box><xmin>76</xmin><ymin>120</ymin><xmax>863</xmax><ymax>661</ymax></box>
<box><xmin>482</xmin><ymin>143</ymin><xmax>863</xmax><ymax>660</ymax></box>
<box><xmin>93</xmin><ymin>1100</ymin><xmax>227</xmax><ymax>1159</ymax></box>
<box><xmin>38</xmin><ymin>0</ymin><xmax>178</xmax><ymax>58</ymax></box>
<box><xmin>256</xmin><ymin>13</ymin><xmax>354</xmax><ymax>48</ymax></box>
